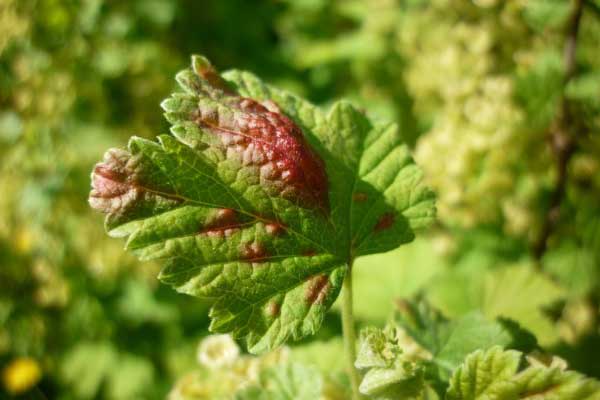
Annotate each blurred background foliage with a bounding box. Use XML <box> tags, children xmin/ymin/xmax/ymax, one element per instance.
<box><xmin>1</xmin><ymin>0</ymin><xmax>600</xmax><ymax>399</ymax></box>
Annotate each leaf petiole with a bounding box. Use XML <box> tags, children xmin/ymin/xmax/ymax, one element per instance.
<box><xmin>341</xmin><ymin>259</ymin><xmax>363</xmax><ymax>400</ymax></box>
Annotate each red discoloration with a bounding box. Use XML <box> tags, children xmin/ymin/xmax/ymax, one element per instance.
<box><xmin>305</xmin><ymin>274</ymin><xmax>330</xmax><ymax>305</ymax></box>
<box><xmin>203</xmin><ymin>227</ymin><xmax>240</xmax><ymax>238</ymax></box>
<box><xmin>89</xmin><ymin>148</ymin><xmax>139</xmax><ymax>213</ymax></box>
<box><xmin>374</xmin><ymin>212</ymin><xmax>395</xmax><ymax>233</ymax></box>
<box><xmin>193</xmin><ymin>57</ymin><xmax>236</xmax><ymax>95</ymax></box>
<box><xmin>199</xmin><ymin>208</ymin><xmax>240</xmax><ymax>237</ymax></box>
<box><xmin>92</xmin><ymin>165</ymin><xmax>129</xmax><ymax>198</ymax></box>
<box><xmin>215</xmin><ymin>208</ymin><xmax>236</xmax><ymax>223</ymax></box>
<box><xmin>266</xmin><ymin>301</ymin><xmax>280</xmax><ymax>317</ymax></box>
<box><xmin>89</xmin><ymin>148</ymin><xmax>182</xmax><ymax>217</ymax></box>
<box><xmin>240</xmin><ymin>241</ymin><xmax>268</xmax><ymax>262</ymax></box>
<box><xmin>352</xmin><ymin>192</ymin><xmax>368</xmax><ymax>202</ymax></box>
<box><xmin>190</xmin><ymin>69</ymin><xmax>329</xmax><ymax>212</ymax></box>
<box><xmin>265</xmin><ymin>222</ymin><xmax>285</xmax><ymax>236</ymax></box>
<box><xmin>302</xmin><ymin>249</ymin><xmax>317</xmax><ymax>257</ymax></box>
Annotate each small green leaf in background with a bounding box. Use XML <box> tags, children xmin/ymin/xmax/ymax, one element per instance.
<box><xmin>426</xmin><ymin>263</ymin><xmax>564</xmax><ymax>345</ymax></box>
<box><xmin>88</xmin><ymin>55</ymin><xmax>435</xmax><ymax>353</ymax></box>
<box><xmin>392</xmin><ymin>299</ymin><xmax>538</xmax><ymax>396</ymax></box>
<box><xmin>60</xmin><ymin>342</ymin><xmax>118</xmax><ymax>399</ymax></box>
<box><xmin>352</xmin><ymin>238</ymin><xmax>448</xmax><ymax>324</ymax></box>
<box><xmin>234</xmin><ymin>363</ymin><xmax>323</xmax><ymax>400</ymax></box>
<box><xmin>60</xmin><ymin>341</ymin><xmax>155</xmax><ymax>400</ymax></box>
<box><xmin>446</xmin><ymin>346</ymin><xmax>600</xmax><ymax>400</ymax></box>
<box><xmin>394</xmin><ymin>300</ymin><xmax>536</xmax><ymax>375</ymax></box>
<box><xmin>355</xmin><ymin>326</ymin><xmax>425</xmax><ymax>400</ymax></box>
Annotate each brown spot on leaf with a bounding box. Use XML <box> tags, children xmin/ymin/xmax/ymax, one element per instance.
<box><xmin>266</xmin><ymin>301</ymin><xmax>280</xmax><ymax>317</ymax></box>
<box><xmin>215</xmin><ymin>208</ymin><xmax>236</xmax><ymax>223</ymax></box>
<box><xmin>203</xmin><ymin>227</ymin><xmax>240</xmax><ymax>238</ymax></box>
<box><xmin>240</xmin><ymin>241</ymin><xmax>268</xmax><ymax>262</ymax></box>
<box><xmin>302</xmin><ymin>249</ymin><xmax>317</xmax><ymax>257</ymax></box>
<box><xmin>265</xmin><ymin>222</ymin><xmax>286</xmax><ymax>236</ymax></box>
<box><xmin>352</xmin><ymin>192</ymin><xmax>368</xmax><ymax>202</ymax></box>
<box><xmin>374</xmin><ymin>212</ymin><xmax>395</xmax><ymax>233</ymax></box>
<box><xmin>305</xmin><ymin>274</ymin><xmax>330</xmax><ymax>305</ymax></box>
<box><xmin>199</xmin><ymin>208</ymin><xmax>240</xmax><ymax>237</ymax></box>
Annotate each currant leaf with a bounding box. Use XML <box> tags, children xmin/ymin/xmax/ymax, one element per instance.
<box><xmin>89</xmin><ymin>55</ymin><xmax>435</xmax><ymax>353</ymax></box>
<box><xmin>446</xmin><ymin>346</ymin><xmax>600</xmax><ymax>400</ymax></box>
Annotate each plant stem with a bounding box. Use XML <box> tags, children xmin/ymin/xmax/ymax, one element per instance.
<box><xmin>341</xmin><ymin>260</ymin><xmax>362</xmax><ymax>400</ymax></box>
<box><xmin>533</xmin><ymin>0</ymin><xmax>584</xmax><ymax>261</ymax></box>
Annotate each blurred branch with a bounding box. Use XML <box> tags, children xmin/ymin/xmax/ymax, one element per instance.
<box><xmin>533</xmin><ymin>0</ymin><xmax>585</xmax><ymax>261</ymax></box>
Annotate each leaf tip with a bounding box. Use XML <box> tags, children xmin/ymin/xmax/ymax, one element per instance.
<box><xmin>191</xmin><ymin>54</ymin><xmax>213</xmax><ymax>75</ymax></box>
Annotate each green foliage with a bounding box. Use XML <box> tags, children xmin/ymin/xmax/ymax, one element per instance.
<box><xmin>446</xmin><ymin>346</ymin><xmax>600</xmax><ymax>400</ymax></box>
<box><xmin>352</xmin><ymin>300</ymin><xmax>539</xmax><ymax>397</ymax></box>
<box><xmin>394</xmin><ymin>301</ymin><xmax>536</xmax><ymax>381</ymax></box>
<box><xmin>355</xmin><ymin>326</ymin><xmax>425</xmax><ymax>399</ymax></box>
<box><xmin>2</xmin><ymin>0</ymin><xmax>600</xmax><ymax>399</ymax></box>
<box><xmin>235</xmin><ymin>363</ymin><xmax>323</xmax><ymax>400</ymax></box>
<box><xmin>426</xmin><ymin>263</ymin><xmax>565</xmax><ymax>345</ymax></box>
<box><xmin>354</xmin><ymin>318</ymin><xmax>600</xmax><ymax>400</ymax></box>
<box><xmin>61</xmin><ymin>342</ymin><xmax>154</xmax><ymax>400</ymax></box>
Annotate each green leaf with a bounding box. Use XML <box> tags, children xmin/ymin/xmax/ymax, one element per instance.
<box><xmin>394</xmin><ymin>301</ymin><xmax>523</xmax><ymax>374</ymax></box>
<box><xmin>543</xmin><ymin>243</ymin><xmax>599</xmax><ymax>297</ymax></box>
<box><xmin>61</xmin><ymin>342</ymin><xmax>118</xmax><ymax>400</ymax></box>
<box><xmin>522</xmin><ymin>0</ymin><xmax>571</xmax><ymax>32</ymax></box>
<box><xmin>394</xmin><ymin>300</ymin><xmax>450</xmax><ymax>358</ymax></box>
<box><xmin>355</xmin><ymin>326</ymin><xmax>404</xmax><ymax>370</ymax></box>
<box><xmin>234</xmin><ymin>363</ymin><xmax>323</xmax><ymax>400</ymax></box>
<box><xmin>60</xmin><ymin>342</ymin><xmax>155</xmax><ymax>400</ymax></box>
<box><xmin>105</xmin><ymin>354</ymin><xmax>155</xmax><ymax>400</ymax></box>
<box><xmin>359</xmin><ymin>364</ymin><xmax>424</xmax><ymax>400</ymax></box>
<box><xmin>355</xmin><ymin>326</ymin><xmax>425</xmax><ymax>400</ymax></box>
<box><xmin>89</xmin><ymin>55</ymin><xmax>434</xmax><ymax>353</ymax></box>
<box><xmin>352</xmin><ymin>238</ymin><xmax>448</xmax><ymax>324</ymax></box>
<box><xmin>446</xmin><ymin>346</ymin><xmax>600</xmax><ymax>400</ymax></box>
<box><xmin>434</xmin><ymin>313</ymin><xmax>513</xmax><ymax>375</ymax></box>
<box><xmin>480</xmin><ymin>265</ymin><xmax>564</xmax><ymax>346</ymax></box>
<box><xmin>426</xmin><ymin>263</ymin><xmax>564</xmax><ymax>345</ymax></box>
<box><xmin>289</xmin><ymin>338</ymin><xmax>346</xmax><ymax>374</ymax></box>
<box><xmin>514</xmin><ymin>51</ymin><xmax>563</xmax><ymax>132</ymax></box>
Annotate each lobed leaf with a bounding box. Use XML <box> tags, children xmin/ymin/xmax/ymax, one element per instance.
<box><xmin>394</xmin><ymin>301</ymin><xmax>534</xmax><ymax>373</ymax></box>
<box><xmin>234</xmin><ymin>363</ymin><xmax>322</xmax><ymax>400</ymax></box>
<box><xmin>446</xmin><ymin>346</ymin><xmax>600</xmax><ymax>400</ymax></box>
<box><xmin>89</xmin><ymin>55</ymin><xmax>435</xmax><ymax>352</ymax></box>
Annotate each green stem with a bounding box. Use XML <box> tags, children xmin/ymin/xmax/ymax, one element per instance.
<box><xmin>341</xmin><ymin>260</ymin><xmax>362</xmax><ymax>400</ymax></box>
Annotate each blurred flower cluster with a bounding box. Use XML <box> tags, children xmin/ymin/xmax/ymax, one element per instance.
<box><xmin>169</xmin><ymin>335</ymin><xmax>288</xmax><ymax>399</ymax></box>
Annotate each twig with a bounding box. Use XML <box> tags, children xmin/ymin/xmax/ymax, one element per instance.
<box><xmin>533</xmin><ymin>0</ymin><xmax>585</xmax><ymax>261</ymax></box>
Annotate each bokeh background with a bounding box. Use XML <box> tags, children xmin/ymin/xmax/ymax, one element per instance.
<box><xmin>1</xmin><ymin>0</ymin><xmax>600</xmax><ymax>399</ymax></box>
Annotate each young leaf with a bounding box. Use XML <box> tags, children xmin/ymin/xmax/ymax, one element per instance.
<box><xmin>426</xmin><ymin>263</ymin><xmax>564</xmax><ymax>345</ymax></box>
<box><xmin>394</xmin><ymin>301</ymin><xmax>532</xmax><ymax>373</ymax></box>
<box><xmin>355</xmin><ymin>326</ymin><xmax>425</xmax><ymax>400</ymax></box>
<box><xmin>234</xmin><ymin>363</ymin><xmax>323</xmax><ymax>400</ymax></box>
<box><xmin>446</xmin><ymin>346</ymin><xmax>600</xmax><ymax>400</ymax></box>
<box><xmin>88</xmin><ymin>55</ymin><xmax>435</xmax><ymax>353</ymax></box>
